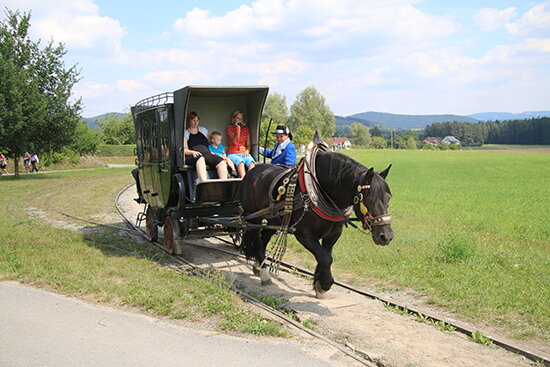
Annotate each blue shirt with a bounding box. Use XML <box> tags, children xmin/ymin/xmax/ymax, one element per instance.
<box><xmin>208</xmin><ymin>144</ymin><xmax>225</xmax><ymax>156</ymax></box>
<box><xmin>259</xmin><ymin>139</ymin><xmax>297</xmax><ymax>166</ymax></box>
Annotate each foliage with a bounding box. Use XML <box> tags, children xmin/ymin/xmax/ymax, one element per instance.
<box><xmin>41</xmin><ymin>148</ymin><xmax>81</xmax><ymax>166</ymax></box>
<box><xmin>288</xmin><ymin>86</ymin><xmax>335</xmax><ymax>139</ymax></box>
<box><xmin>72</xmin><ymin>122</ymin><xmax>103</xmax><ymax>154</ymax></box>
<box><xmin>259</xmin><ymin>93</ymin><xmax>289</xmax><ymax>149</ymax></box>
<box><xmin>372</xmin><ymin>136</ymin><xmax>387</xmax><ymax>149</ymax></box>
<box><xmin>293</xmin><ymin>125</ymin><xmax>315</xmax><ymax>147</ymax></box>
<box><xmin>95</xmin><ymin>144</ymin><xmax>135</xmax><ymax>157</ymax></box>
<box><xmin>0</xmin><ymin>9</ymin><xmax>81</xmax><ymax>177</ymax></box>
<box><xmin>405</xmin><ymin>136</ymin><xmax>417</xmax><ymax>150</ymax></box>
<box><xmin>98</xmin><ymin>113</ymin><xmax>135</xmax><ymax>145</ymax></box>
<box><xmin>423</xmin><ymin>117</ymin><xmax>550</xmax><ymax>146</ymax></box>
<box><xmin>370</xmin><ymin>126</ymin><xmax>383</xmax><ymax>137</ymax></box>
<box><xmin>469</xmin><ymin>331</ymin><xmax>493</xmax><ymax>346</ymax></box>
<box><xmin>349</xmin><ymin>122</ymin><xmax>372</xmax><ymax>147</ymax></box>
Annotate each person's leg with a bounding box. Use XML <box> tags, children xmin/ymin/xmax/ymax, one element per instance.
<box><xmin>195</xmin><ymin>157</ymin><xmax>207</xmax><ymax>182</ymax></box>
<box><xmin>237</xmin><ymin>163</ymin><xmax>245</xmax><ymax>177</ymax></box>
<box><xmin>225</xmin><ymin>157</ymin><xmax>236</xmax><ymax>172</ymax></box>
<box><xmin>216</xmin><ymin>160</ymin><xmax>228</xmax><ymax>179</ymax></box>
<box><xmin>248</xmin><ymin>162</ymin><xmax>256</xmax><ymax>171</ymax></box>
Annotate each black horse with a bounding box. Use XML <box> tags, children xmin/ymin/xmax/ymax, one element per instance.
<box><xmin>238</xmin><ymin>147</ymin><xmax>393</xmax><ymax>297</ymax></box>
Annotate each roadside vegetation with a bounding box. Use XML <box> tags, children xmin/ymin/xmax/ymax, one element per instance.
<box><xmin>0</xmin><ymin>168</ymin><xmax>286</xmax><ymax>337</ymax></box>
<box><xmin>285</xmin><ymin>149</ymin><xmax>550</xmax><ymax>344</ymax></box>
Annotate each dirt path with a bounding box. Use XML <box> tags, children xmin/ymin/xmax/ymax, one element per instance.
<box><xmin>116</xmin><ymin>187</ymin><xmax>543</xmax><ymax>367</ymax></box>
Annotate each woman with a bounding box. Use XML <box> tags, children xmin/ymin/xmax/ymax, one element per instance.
<box><xmin>184</xmin><ymin>111</ymin><xmax>227</xmax><ymax>182</ymax></box>
<box><xmin>226</xmin><ymin>110</ymin><xmax>255</xmax><ymax>178</ymax></box>
<box><xmin>23</xmin><ymin>152</ymin><xmax>31</xmax><ymax>173</ymax></box>
<box><xmin>0</xmin><ymin>153</ymin><xmax>8</xmax><ymax>175</ymax></box>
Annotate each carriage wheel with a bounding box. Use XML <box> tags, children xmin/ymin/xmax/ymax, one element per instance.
<box><xmin>163</xmin><ymin>215</ymin><xmax>182</xmax><ymax>255</ymax></box>
<box><xmin>145</xmin><ymin>207</ymin><xmax>158</xmax><ymax>242</ymax></box>
<box><xmin>230</xmin><ymin>232</ymin><xmax>242</xmax><ymax>248</ymax></box>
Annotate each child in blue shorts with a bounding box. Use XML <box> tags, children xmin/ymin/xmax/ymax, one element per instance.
<box><xmin>208</xmin><ymin>131</ymin><xmax>237</xmax><ymax>177</ymax></box>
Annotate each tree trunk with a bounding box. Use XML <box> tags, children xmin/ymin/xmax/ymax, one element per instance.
<box><xmin>14</xmin><ymin>156</ymin><xmax>20</xmax><ymax>179</ymax></box>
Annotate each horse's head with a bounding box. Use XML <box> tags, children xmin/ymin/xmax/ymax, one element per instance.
<box><xmin>353</xmin><ymin>165</ymin><xmax>394</xmax><ymax>246</ymax></box>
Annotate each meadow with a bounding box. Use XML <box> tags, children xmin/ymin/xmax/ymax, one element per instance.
<box><xmin>0</xmin><ymin>168</ymin><xmax>285</xmax><ymax>336</ymax></box>
<box><xmin>286</xmin><ymin>149</ymin><xmax>550</xmax><ymax>343</ymax></box>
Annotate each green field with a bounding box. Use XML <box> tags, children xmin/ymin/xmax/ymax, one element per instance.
<box><xmin>287</xmin><ymin>149</ymin><xmax>550</xmax><ymax>343</ymax></box>
<box><xmin>0</xmin><ymin>169</ymin><xmax>285</xmax><ymax>336</ymax></box>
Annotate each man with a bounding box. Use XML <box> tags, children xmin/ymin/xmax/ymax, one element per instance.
<box><xmin>259</xmin><ymin>125</ymin><xmax>297</xmax><ymax>167</ymax></box>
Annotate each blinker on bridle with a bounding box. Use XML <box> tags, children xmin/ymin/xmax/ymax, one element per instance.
<box><xmin>353</xmin><ymin>184</ymin><xmax>392</xmax><ymax>231</ymax></box>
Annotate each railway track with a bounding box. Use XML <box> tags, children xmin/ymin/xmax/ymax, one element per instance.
<box><xmin>27</xmin><ymin>181</ymin><xmax>549</xmax><ymax>367</ymax></box>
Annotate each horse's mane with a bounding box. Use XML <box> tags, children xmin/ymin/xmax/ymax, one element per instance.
<box><xmin>319</xmin><ymin>151</ymin><xmax>391</xmax><ymax>196</ymax></box>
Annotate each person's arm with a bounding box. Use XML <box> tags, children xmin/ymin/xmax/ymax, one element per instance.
<box><xmin>227</xmin><ymin>125</ymin><xmax>239</xmax><ymax>146</ymax></box>
<box><xmin>285</xmin><ymin>143</ymin><xmax>297</xmax><ymax>165</ymax></box>
<box><xmin>244</xmin><ymin>129</ymin><xmax>251</xmax><ymax>156</ymax></box>
<box><xmin>183</xmin><ymin>135</ymin><xmax>202</xmax><ymax>158</ymax></box>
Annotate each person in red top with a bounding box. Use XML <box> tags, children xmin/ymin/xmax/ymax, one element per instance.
<box><xmin>226</xmin><ymin>110</ymin><xmax>255</xmax><ymax>177</ymax></box>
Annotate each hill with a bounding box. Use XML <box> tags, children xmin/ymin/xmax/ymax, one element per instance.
<box><xmin>467</xmin><ymin>111</ymin><xmax>550</xmax><ymax>121</ymax></box>
<box><xmin>348</xmin><ymin>111</ymin><xmax>478</xmax><ymax>129</ymax></box>
<box><xmin>82</xmin><ymin>112</ymin><xmax>126</xmax><ymax>129</ymax></box>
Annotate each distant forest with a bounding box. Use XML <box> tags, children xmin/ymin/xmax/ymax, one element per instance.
<box><xmin>423</xmin><ymin>117</ymin><xmax>550</xmax><ymax>145</ymax></box>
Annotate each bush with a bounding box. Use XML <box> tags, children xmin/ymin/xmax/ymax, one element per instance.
<box><xmin>41</xmin><ymin>148</ymin><xmax>81</xmax><ymax>167</ymax></box>
<box><xmin>438</xmin><ymin>143</ymin><xmax>450</xmax><ymax>150</ymax></box>
<box><xmin>95</xmin><ymin>145</ymin><xmax>135</xmax><ymax>157</ymax></box>
<box><xmin>422</xmin><ymin>143</ymin><xmax>436</xmax><ymax>150</ymax></box>
<box><xmin>448</xmin><ymin>144</ymin><xmax>460</xmax><ymax>150</ymax></box>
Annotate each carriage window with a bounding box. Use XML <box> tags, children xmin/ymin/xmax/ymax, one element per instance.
<box><xmin>158</xmin><ymin>109</ymin><xmax>170</xmax><ymax>159</ymax></box>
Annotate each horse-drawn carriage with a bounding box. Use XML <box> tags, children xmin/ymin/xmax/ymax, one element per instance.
<box><xmin>132</xmin><ymin>85</ymin><xmax>393</xmax><ymax>297</ymax></box>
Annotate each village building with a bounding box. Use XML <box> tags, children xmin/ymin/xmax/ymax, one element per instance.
<box><xmin>422</xmin><ymin>137</ymin><xmax>440</xmax><ymax>146</ymax></box>
<box><xmin>441</xmin><ymin>136</ymin><xmax>461</xmax><ymax>145</ymax></box>
<box><xmin>330</xmin><ymin>137</ymin><xmax>352</xmax><ymax>150</ymax></box>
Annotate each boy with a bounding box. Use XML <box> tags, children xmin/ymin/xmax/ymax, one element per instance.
<box><xmin>208</xmin><ymin>131</ymin><xmax>237</xmax><ymax>177</ymax></box>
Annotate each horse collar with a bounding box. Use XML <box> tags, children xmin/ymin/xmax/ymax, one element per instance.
<box><xmin>298</xmin><ymin>147</ymin><xmax>353</xmax><ymax>222</ymax></box>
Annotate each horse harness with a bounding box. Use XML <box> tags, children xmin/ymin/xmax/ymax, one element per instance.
<box><xmin>263</xmin><ymin>144</ymin><xmax>392</xmax><ymax>232</ymax></box>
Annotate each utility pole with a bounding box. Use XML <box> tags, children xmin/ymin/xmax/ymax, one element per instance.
<box><xmin>390</xmin><ymin>129</ymin><xmax>394</xmax><ymax>149</ymax></box>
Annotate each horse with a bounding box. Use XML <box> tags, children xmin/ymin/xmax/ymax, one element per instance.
<box><xmin>238</xmin><ymin>144</ymin><xmax>393</xmax><ymax>298</ymax></box>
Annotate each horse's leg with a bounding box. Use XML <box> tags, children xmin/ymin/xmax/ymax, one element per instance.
<box><xmin>294</xmin><ymin>230</ymin><xmax>334</xmax><ymax>298</ymax></box>
<box><xmin>248</xmin><ymin>229</ymin><xmax>272</xmax><ymax>285</ymax></box>
<box><xmin>313</xmin><ymin>227</ymin><xmax>343</xmax><ymax>298</ymax></box>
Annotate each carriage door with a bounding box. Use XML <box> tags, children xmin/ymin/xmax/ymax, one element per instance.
<box><xmin>140</xmin><ymin>110</ymin><xmax>156</xmax><ymax>205</ymax></box>
<box><xmin>157</xmin><ymin>107</ymin><xmax>172</xmax><ymax>207</ymax></box>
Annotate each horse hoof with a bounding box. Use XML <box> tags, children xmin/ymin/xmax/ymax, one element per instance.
<box><xmin>260</xmin><ymin>268</ymin><xmax>272</xmax><ymax>285</ymax></box>
<box><xmin>314</xmin><ymin>280</ymin><xmax>328</xmax><ymax>299</ymax></box>
<box><xmin>252</xmin><ymin>266</ymin><xmax>260</xmax><ymax>276</ymax></box>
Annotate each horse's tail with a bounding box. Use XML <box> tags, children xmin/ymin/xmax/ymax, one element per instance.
<box><xmin>239</xmin><ymin>230</ymin><xmax>255</xmax><ymax>260</ymax></box>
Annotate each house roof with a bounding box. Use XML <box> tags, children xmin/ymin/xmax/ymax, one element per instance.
<box><xmin>423</xmin><ymin>137</ymin><xmax>440</xmax><ymax>143</ymax></box>
<box><xmin>442</xmin><ymin>136</ymin><xmax>461</xmax><ymax>144</ymax></box>
<box><xmin>331</xmin><ymin>137</ymin><xmax>350</xmax><ymax>144</ymax></box>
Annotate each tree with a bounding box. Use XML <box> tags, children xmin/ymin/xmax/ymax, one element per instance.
<box><xmin>349</xmin><ymin>123</ymin><xmax>372</xmax><ymax>147</ymax></box>
<box><xmin>98</xmin><ymin>113</ymin><xmax>135</xmax><ymax>145</ymax></box>
<box><xmin>370</xmin><ymin>126</ymin><xmax>383</xmax><ymax>137</ymax></box>
<box><xmin>288</xmin><ymin>86</ymin><xmax>335</xmax><ymax>139</ymax></box>
<box><xmin>72</xmin><ymin>122</ymin><xmax>103</xmax><ymax>154</ymax></box>
<box><xmin>405</xmin><ymin>137</ymin><xmax>417</xmax><ymax>150</ymax></box>
<box><xmin>372</xmin><ymin>136</ymin><xmax>387</xmax><ymax>149</ymax></box>
<box><xmin>0</xmin><ymin>9</ymin><xmax>81</xmax><ymax>177</ymax></box>
<box><xmin>259</xmin><ymin>93</ymin><xmax>289</xmax><ymax>150</ymax></box>
<box><xmin>293</xmin><ymin>125</ymin><xmax>315</xmax><ymax>147</ymax></box>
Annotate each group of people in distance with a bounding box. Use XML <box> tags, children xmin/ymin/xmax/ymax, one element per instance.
<box><xmin>183</xmin><ymin>110</ymin><xmax>297</xmax><ymax>183</ymax></box>
<box><xmin>0</xmin><ymin>152</ymin><xmax>39</xmax><ymax>175</ymax></box>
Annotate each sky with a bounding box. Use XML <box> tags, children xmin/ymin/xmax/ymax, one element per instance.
<box><xmin>1</xmin><ymin>0</ymin><xmax>549</xmax><ymax>117</ymax></box>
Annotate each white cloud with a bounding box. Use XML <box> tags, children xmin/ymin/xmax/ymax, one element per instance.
<box><xmin>2</xmin><ymin>0</ymin><xmax>126</xmax><ymax>54</ymax></box>
<box><xmin>116</xmin><ymin>80</ymin><xmax>149</xmax><ymax>93</ymax></box>
<box><xmin>473</xmin><ymin>7</ymin><xmax>516</xmax><ymax>31</ymax></box>
<box><xmin>506</xmin><ymin>2</ymin><xmax>550</xmax><ymax>36</ymax></box>
<box><xmin>523</xmin><ymin>38</ymin><xmax>550</xmax><ymax>53</ymax></box>
<box><xmin>142</xmin><ymin>70</ymin><xmax>212</xmax><ymax>87</ymax></box>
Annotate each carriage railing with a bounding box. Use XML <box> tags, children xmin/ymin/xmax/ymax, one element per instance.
<box><xmin>132</xmin><ymin>92</ymin><xmax>174</xmax><ymax>113</ymax></box>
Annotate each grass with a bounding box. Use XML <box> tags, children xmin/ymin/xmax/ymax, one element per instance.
<box><xmin>95</xmin><ymin>144</ymin><xmax>135</xmax><ymax>157</ymax></box>
<box><xmin>285</xmin><ymin>149</ymin><xmax>550</xmax><ymax>343</ymax></box>
<box><xmin>0</xmin><ymin>168</ymin><xmax>285</xmax><ymax>336</ymax></box>
<box><xmin>3</xmin><ymin>155</ymin><xmax>135</xmax><ymax>173</ymax></box>
<box><xmin>462</xmin><ymin>144</ymin><xmax>549</xmax><ymax>150</ymax></box>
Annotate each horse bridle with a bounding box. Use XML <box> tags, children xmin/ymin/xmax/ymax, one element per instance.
<box><xmin>353</xmin><ymin>184</ymin><xmax>392</xmax><ymax>231</ymax></box>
